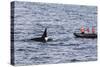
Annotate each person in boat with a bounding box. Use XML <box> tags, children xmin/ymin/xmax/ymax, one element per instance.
<box><xmin>80</xmin><ymin>26</ymin><xmax>85</xmax><ymax>34</ymax></box>
<box><xmin>92</xmin><ymin>26</ymin><xmax>95</xmax><ymax>34</ymax></box>
<box><xmin>86</xmin><ymin>27</ymin><xmax>90</xmax><ymax>33</ymax></box>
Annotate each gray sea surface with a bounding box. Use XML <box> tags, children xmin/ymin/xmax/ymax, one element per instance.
<box><xmin>11</xmin><ymin>1</ymin><xmax>97</xmax><ymax>65</ymax></box>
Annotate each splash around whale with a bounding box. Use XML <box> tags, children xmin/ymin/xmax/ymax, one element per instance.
<box><xmin>30</xmin><ymin>28</ymin><xmax>53</xmax><ymax>42</ymax></box>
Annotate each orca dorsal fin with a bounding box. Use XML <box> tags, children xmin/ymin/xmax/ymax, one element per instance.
<box><xmin>41</xmin><ymin>28</ymin><xmax>47</xmax><ymax>38</ymax></box>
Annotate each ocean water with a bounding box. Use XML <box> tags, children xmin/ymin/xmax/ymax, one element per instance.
<box><xmin>11</xmin><ymin>1</ymin><xmax>97</xmax><ymax>65</ymax></box>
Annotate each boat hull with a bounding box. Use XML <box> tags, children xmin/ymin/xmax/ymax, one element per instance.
<box><xmin>74</xmin><ymin>33</ymin><xmax>97</xmax><ymax>38</ymax></box>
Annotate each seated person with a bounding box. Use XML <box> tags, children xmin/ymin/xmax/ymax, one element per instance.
<box><xmin>92</xmin><ymin>27</ymin><xmax>95</xmax><ymax>34</ymax></box>
<box><xmin>80</xmin><ymin>26</ymin><xmax>84</xmax><ymax>34</ymax></box>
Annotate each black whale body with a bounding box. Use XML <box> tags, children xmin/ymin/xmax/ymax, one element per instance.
<box><xmin>30</xmin><ymin>28</ymin><xmax>52</xmax><ymax>42</ymax></box>
<box><xmin>30</xmin><ymin>37</ymin><xmax>52</xmax><ymax>42</ymax></box>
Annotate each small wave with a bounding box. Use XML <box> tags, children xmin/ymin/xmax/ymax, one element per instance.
<box><xmin>30</xmin><ymin>56</ymin><xmax>51</xmax><ymax>61</ymax></box>
<box><xmin>17</xmin><ymin>49</ymin><xmax>25</xmax><ymax>51</ymax></box>
<box><xmin>67</xmin><ymin>43</ymin><xmax>80</xmax><ymax>46</ymax></box>
<box><xmin>73</xmin><ymin>46</ymin><xmax>95</xmax><ymax>50</ymax></box>
<box><xmin>30</xmin><ymin>57</ymin><xmax>41</xmax><ymax>61</ymax></box>
<box><xmin>70</xmin><ymin>59</ymin><xmax>80</xmax><ymax>62</ymax></box>
<box><xmin>73</xmin><ymin>47</ymin><xmax>87</xmax><ymax>50</ymax></box>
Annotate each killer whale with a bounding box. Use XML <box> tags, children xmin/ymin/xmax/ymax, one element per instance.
<box><xmin>30</xmin><ymin>28</ymin><xmax>52</xmax><ymax>42</ymax></box>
